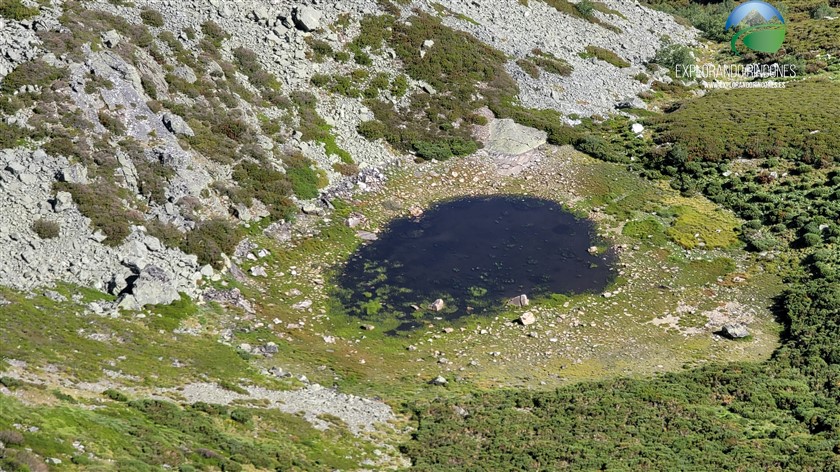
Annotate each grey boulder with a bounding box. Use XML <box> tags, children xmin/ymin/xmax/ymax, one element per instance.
<box><xmin>101</xmin><ymin>30</ymin><xmax>121</xmax><ymax>48</ymax></box>
<box><xmin>59</xmin><ymin>164</ymin><xmax>89</xmax><ymax>184</ymax></box>
<box><xmin>293</xmin><ymin>6</ymin><xmax>322</xmax><ymax>32</ymax></box>
<box><xmin>118</xmin><ymin>265</ymin><xmax>180</xmax><ymax>310</ymax></box>
<box><xmin>52</xmin><ymin>191</ymin><xmax>73</xmax><ymax>212</ymax></box>
<box><xmin>485</xmin><ymin>119</ymin><xmax>546</xmax><ymax>156</ymax></box>
<box><xmin>507</xmin><ymin>294</ymin><xmax>530</xmax><ymax>307</ymax></box>
<box><xmin>722</xmin><ymin>323</ymin><xmax>750</xmax><ymax>339</ymax></box>
<box><xmin>161</xmin><ymin>113</ymin><xmax>194</xmax><ymax>137</ymax></box>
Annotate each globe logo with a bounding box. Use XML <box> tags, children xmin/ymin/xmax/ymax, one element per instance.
<box><xmin>726</xmin><ymin>1</ymin><xmax>786</xmax><ymax>54</ymax></box>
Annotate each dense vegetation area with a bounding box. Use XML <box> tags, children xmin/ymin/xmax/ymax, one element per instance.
<box><xmin>347</xmin><ymin>3</ymin><xmax>840</xmax><ymax>469</ymax></box>
<box><xmin>646</xmin><ymin>81</ymin><xmax>840</xmax><ymax>249</ymax></box>
<box><xmin>407</xmin><ymin>79</ymin><xmax>840</xmax><ymax>472</ymax></box>
<box><xmin>645</xmin><ymin>0</ymin><xmax>840</xmax><ymax>72</ymax></box>
<box><xmin>0</xmin><ymin>388</ymin><xmax>370</xmax><ymax>471</ymax></box>
<box><xmin>352</xmin><ymin>11</ymin><xmax>508</xmax><ymax>160</ymax></box>
<box><xmin>0</xmin><ymin>0</ymin><xmax>39</xmax><ymax>21</ymax></box>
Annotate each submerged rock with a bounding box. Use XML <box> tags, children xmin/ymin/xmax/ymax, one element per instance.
<box><xmin>356</xmin><ymin>231</ymin><xmax>378</xmax><ymax>241</ymax></box>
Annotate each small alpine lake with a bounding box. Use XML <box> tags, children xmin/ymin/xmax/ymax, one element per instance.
<box><xmin>334</xmin><ymin>195</ymin><xmax>615</xmax><ymax>333</ymax></box>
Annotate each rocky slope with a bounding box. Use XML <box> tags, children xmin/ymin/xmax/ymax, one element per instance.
<box><xmin>0</xmin><ymin>0</ymin><xmax>696</xmax><ymax>307</ymax></box>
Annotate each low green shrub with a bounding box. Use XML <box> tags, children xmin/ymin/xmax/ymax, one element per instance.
<box><xmin>31</xmin><ymin>219</ymin><xmax>60</xmax><ymax>239</ymax></box>
<box><xmin>307</xmin><ymin>38</ymin><xmax>334</xmax><ymax>61</ymax></box>
<box><xmin>233</xmin><ymin>47</ymin><xmax>281</xmax><ymax>96</ymax></box>
<box><xmin>357</xmin><ymin>120</ymin><xmax>386</xmax><ymax>140</ymax></box>
<box><xmin>202</xmin><ymin>20</ymin><xmax>228</xmax><ymax>47</ymax></box>
<box><xmin>0</xmin><ymin>121</ymin><xmax>26</xmax><ymax>148</ymax></box>
<box><xmin>229</xmin><ymin>160</ymin><xmax>296</xmax><ymax>221</ymax></box>
<box><xmin>0</xmin><ymin>0</ymin><xmax>38</xmax><ymax>20</ymax></box>
<box><xmin>180</xmin><ymin>219</ymin><xmax>242</xmax><ymax>269</ymax></box>
<box><xmin>139</xmin><ymin>8</ymin><xmax>164</xmax><ymax>27</ymax></box>
<box><xmin>333</xmin><ymin>162</ymin><xmax>360</xmax><ymax>176</ymax></box>
<box><xmin>54</xmin><ymin>182</ymin><xmax>133</xmax><ymax>246</ymax></box>
<box><xmin>583</xmin><ymin>45</ymin><xmax>630</xmax><ymax>68</ymax></box>
<box><xmin>145</xmin><ymin>219</ymin><xmax>183</xmax><ymax>248</ymax></box>
<box><xmin>1</xmin><ymin>60</ymin><xmax>66</xmax><ymax>94</ymax></box>
<box><xmin>543</xmin><ymin>0</ymin><xmax>620</xmax><ymax>31</ymax></box>
<box><xmin>391</xmin><ymin>74</ymin><xmax>409</xmax><ymax>97</ymax></box>
<box><xmin>575</xmin><ymin>0</ymin><xmax>595</xmax><ymax>17</ymax></box>
<box><xmin>0</xmin><ymin>376</ymin><xmax>22</xmax><ymax>389</ymax></box>
<box><xmin>71</xmin><ymin>455</ymin><xmax>93</xmax><ymax>465</ymax></box>
<box><xmin>811</xmin><ymin>2</ymin><xmax>836</xmax><ymax>19</ymax></box>
<box><xmin>229</xmin><ymin>408</ymin><xmax>252</xmax><ymax>424</ymax></box>
<box><xmin>98</xmin><ymin>110</ymin><xmax>126</xmax><ymax>135</ymax></box>
<box><xmin>516</xmin><ymin>58</ymin><xmax>540</xmax><ymax>79</ymax></box>
<box><xmin>104</xmin><ymin>389</ymin><xmax>129</xmax><ymax>402</ymax></box>
<box><xmin>533</xmin><ymin>55</ymin><xmax>573</xmax><ymax>76</ymax></box>
<box><xmin>652</xmin><ymin>42</ymin><xmax>694</xmax><ymax>71</ymax></box>
<box><xmin>191</xmin><ymin>402</ymin><xmax>229</xmax><ymax>416</ymax></box>
<box><xmin>284</xmin><ymin>152</ymin><xmax>327</xmax><ymax>200</ymax></box>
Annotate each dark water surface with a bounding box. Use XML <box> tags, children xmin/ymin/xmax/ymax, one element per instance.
<box><xmin>334</xmin><ymin>196</ymin><xmax>614</xmax><ymax>332</ymax></box>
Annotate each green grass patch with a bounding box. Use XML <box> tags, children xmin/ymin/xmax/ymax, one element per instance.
<box><xmin>283</xmin><ymin>152</ymin><xmax>328</xmax><ymax>200</ymax></box>
<box><xmin>541</xmin><ymin>0</ymin><xmax>622</xmax><ymax>32</ymax></box>
<box><xmin>622</xmin><ymin>217</ymin><xmax>667</xmax><ymax>244</ymax></box>
<box><xmin>665</xmin><ymin>204</ymin><xmax>740</xmax><ymax>249</ymax></box>
<box><xmin>0</xmin><ymin>393</ymin><xmax>374</xmax><ymax>470</ymax></box>
<box><xmin>147</xmin><ymin>293</ymin><xmax>198</xmax><ymax>331</ymax></box>
<box><xmin>582</xmin><ymin>45</ymin><xmax>630</xmax><ymax>68</ymax></box>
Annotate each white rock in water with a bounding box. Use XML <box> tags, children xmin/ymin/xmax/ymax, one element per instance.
<box><xmin>429</xmin><ymin>298</ymin><xmax>445</xmax><ymax>312</ymax></box>
<box><xmin>356</xmin><ymin>231</ymin><xmax>378</xmax><ymax>241</ymax></box>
